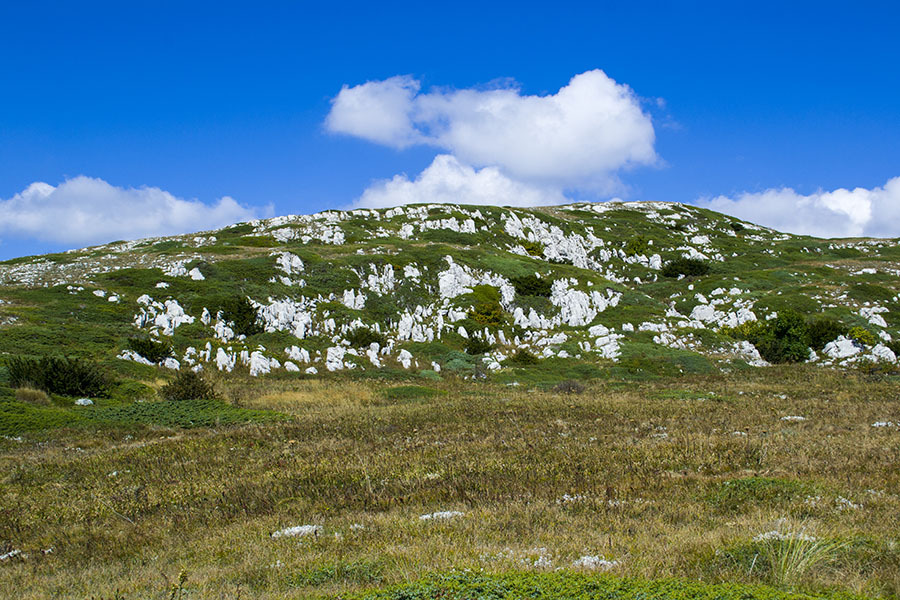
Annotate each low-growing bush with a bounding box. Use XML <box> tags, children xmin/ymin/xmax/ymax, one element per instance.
<box><xmin>346</xmin><ymin>327</ymin><xmax>387</xmax><ymax>348</ymax></box>
<box><xmin>464</xmin><ymin>336</ymin><xmax>493</xmax><ymax>355</ymax></box>
<box><xmin>507</xmin><ymin>349</ymin><xmax>540</xmax><ymax>365</ymax></box>
<box><xmin>730</xmin><ymin>221</ymin><xmax>745</xmax><ymax>232</ymax></box>
<box><xmin>468</xmin><ymin>301</ymin><xmax>505</xmax><ymax>326</ymax></box>
<box><xmin>160</xmin><ymin>370</ymin><xmax>217</xmax><ymax>401</ymax></box>
<box><xmin>624</xmin><ymin>234</ymin><xmax>650</xmax><ymax>257</ymax></box>
<box><xmin>15</xmin><ymin>387</ymin><xmax>50</xmax><ymax>406</ymax></box>
<box><xmin>661</xmin><ymin>257</ymin><xmax>710</xmax><ymax>278</ymax></box>
<box><xmin>807</xmin><ymin>318</ymin><xmax>847</xmax><ymax>351</ymax></box>
<box><xmin>724</xmin><ymin>310</ymin><xmax>811</xmax><ymax>364</ymax></box>
<box><xmin>847</xmin><ymin>326</ymin><xmax>876</xmax><ymax>347</ymax></box>
<box><xmin>126</xmin><ymin>336</ymin><xmax>173</xmax><ymax>364</ymax></box>
<box><xmin>511</xmin><ymin>274</ymin><xmax>552</xmax><ymax>297</ymax></box>
<box><xmin>7</xmin><ymin>356</ymin><xmax>109</xmax><ymax>397</ymax></box>
<box><xmin>521</xmin><ymin>240</ymin><xmax>544</xmax><ymax>257</ymax></box>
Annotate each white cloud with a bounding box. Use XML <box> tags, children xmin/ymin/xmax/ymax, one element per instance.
<box><xmin>356</xmin><ymin>154</ymin><xmax>565</xmax><ymax>209</ymax></box>
<box><xmin>0</xmin><ymin>176</ymin><xmax>263</xmax><ymax>246</ymax></box>
<box><xmin>697</xmin><ymin>177</ymin><xmax>900</xmax><ymax>238</ymax></box>
<box><xmin>327</xmin><ymin>70</ymin><xmax>656</xmax><ymax>187</ymax></box>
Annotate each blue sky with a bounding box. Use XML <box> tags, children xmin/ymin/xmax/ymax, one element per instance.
<box><xmin>1</xmin><ymin>1</ymin><xmax>899</xmax><ymax>259</ymax></box>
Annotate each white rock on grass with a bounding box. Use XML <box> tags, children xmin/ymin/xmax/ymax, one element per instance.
<box><xmin>271</xmin><ymin>525</ymin><xmax>322</xmax><ymax>538</ymax></box>
<box><xmin>572</xmin><ymin>555</ymin><xmax>619</xmax><ymax>570</ymax></box>
<box><xmin>824</xmin><ymin>336</ymin><xmax>861</xmax><ymax>359</ymax></box>
<box><xmin>419</xmin><ymin>511</ymin><xmax>464</xmax><ymax>521</ymax></box>
<box><xmin>188</xmin><ymin>267</ymin><xmax>205</xmax><ymax>281</ymax></box>
<box><xmin>74</xmin><ymin>398</ymin><xmax>93</xmax><ymax>406</ymax></box>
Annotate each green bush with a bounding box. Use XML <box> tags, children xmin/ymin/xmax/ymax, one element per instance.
<box><xmin>464</xmin><ymin>337</ymin><xmax>493</xmax><ymax>355</ymax></box>
<box><xmin>219</xmin><ymin>296</ymin><xmax>262</xmax><ymax>336</ymax></box>
<box><xmin>7</xmin><ymin>356</ymin><xmax>110</xmax><ymax>397</ymax></box>
<box><xmin>623</xmin><ymin>234</ymin><xmax>650</xmax><ymax>257</ymax></box>
<box><xmin>469</xmin><ymin>301</ymin><xmax>505</xmax><ymax>327</ymax></box>
<box><xmin>521</xmin><ymin>240</ymin><xmax>544</xmax><ymax>257</ymax></box>
<box><xmin>160</xmin><ymin>370</ymin><xmax>217</xmax><ymax>401</ymax></box>
<box><xmin>848</xmin><ymin>326</ymin><xmax>876</xmax><ymax>347</ymax></box>
<box><xmin>126</xmin><ymin>336</ymin><xmax>173</xmax><ymax>364</ymax></box>
<box><xmin>507</xmin><ymin>349</ymin><xmax>540</xmax><ymax>365</ymax></box>
<box><xmin>346</xmin><ymin>327</ymin><xmax>387</xmax><ymax>348</ymax></box>
<box><xmin>511</xmin><ymin>274</ymin><xmax>552</xmax><ymax>297</ymax></box>
<box><xmin>661</xmin><ymin>257</ymin><xmax>710</xmax><ymax>278</ymax></box>
<box><xmin>753</xmin><ymin>310</ymin><xmax>811</xmax><ymax>364</ymax></box>
<box><xmin>730</xmin><ymin>221</ymin><xmax>745</xmax><ymax>232</ymax></box>
<box><xmin>807</xmin><ymin>318</ymin><xmax>847</xmax><ymax>351</ymax></box>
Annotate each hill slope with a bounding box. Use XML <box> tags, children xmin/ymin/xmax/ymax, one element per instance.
<box><xmin>1</xmin><ymin>201</ymin><xmax>899</xmax><ymax>384</ymax></box>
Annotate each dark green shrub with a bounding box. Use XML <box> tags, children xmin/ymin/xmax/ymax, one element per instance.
<box><xmin>346</xmin><ymin>327</ymin><xmax>387</xmax><ymax>348</ymax></box>
<box><xmin>623</xmin><ymin>234</ymin><xmax>650</xmax><ymax>257</ymax></box>
<box><xmin>752</xmin><ymin>310</ymin><xmax>811</xmax><ymax>364</ymax></box>
<box><xmin>219</xmin><ymin>296</ymin><xmax>262</xmax><ymax>336</ymax></box>
<box><xmin>887</xmin><ymin>340</ymin><xmax>900</xmax><ymax>356</ymax></box>
<box><xmin>661</xmin><ymin>257</ymin><xmax>710</xmax><ymax>278</ymax></box>
<box><xmin>125</xmin><ymin>336</ymin><xmax>173</xmax><ymax>364</ymax></box>
<box><xmin>160</xmin><ymin>370</ymin><xmax>217</xmax><ymax>401</ymax></box>
<box><xmin>7</xmin><ymin>356</ymin><xmax>109</xmax><ymax>397</ymax></box>
<box><xmin>511</xmin><ymin>274</ymin><xmax>551</xmax><ymax>297</ymax></box>
<box><xmin>507</xmin><ymin>349</ymin><xmax>540</xmax><ymax>365</ymax></box>
<box><xmin>464</xmin><ymin>337</ymin><xmax>493</xmax><ymax>355</ymax></box>
<box><xmin>807</xmin><ymin>318</ymin><xmax>847</xmax><ymax>350</ymax></box>
<box><xmin>730</xmin><ymin>221</ymin><xmax>745</xmax><ymax>232</ymax></box>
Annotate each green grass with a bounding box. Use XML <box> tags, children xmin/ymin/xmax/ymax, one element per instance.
<box><xmin>349</xmin><ymin>571</ymin><xmax>866</xmax><ymax>600</ymax></box>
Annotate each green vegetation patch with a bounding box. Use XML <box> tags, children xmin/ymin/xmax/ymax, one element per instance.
<box><xmin>350</xmin><ymin>571</ymin><xmax>862</xmax><ymax>600</ymax></box>
<box><xmin>87</xmin><ymin>398</ymin><xmax>282</xmax><ymax>429</ymax></box>
<box><xmin>707</xmin><ymin>477</ymin><xmax>815</xmax><ymax>513</ymax></box>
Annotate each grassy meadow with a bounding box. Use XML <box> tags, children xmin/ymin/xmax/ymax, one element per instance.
<box><xmin>2</xmin><ymin>367</ymin><xmax>899</xmax><ymax>599</ymax></box>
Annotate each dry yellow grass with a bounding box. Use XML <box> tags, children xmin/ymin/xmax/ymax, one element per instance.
<box><xmin>1</xmin><ymin>367</ymin><xmax>899</xmax><ymax>598</ymax></box>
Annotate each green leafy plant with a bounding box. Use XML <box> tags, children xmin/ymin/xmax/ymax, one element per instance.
<box><xmin>521</xmin><ymin>240</ymin><xmax>544</xmax><ymax>257</ymax></box>
<box><xmin>624</xmin><ymin>234</ymin><xmax>650</xmax><ymax>257</ymax></box>
<box><xmin>661</xmin><ymin>257</ymin><xmax>710</xmax><ymax>278</ymax></box>
<box><xmin>160</xmin><ymin>370</ymin><xmax>218</xmax><ymax>401</ymax></box>
<box><xmin>807</xmin><ymin>318</ymin><xmax>847</xmax><ymax>351</ymax></box>
<box><xmin>464</xmin><ymin>336</ymin><xmax>493</xmax><ymax>355</ymax></box>
<box><xmin>511</xmin><ymin>274</ymin><xmax>552</xmax><ymax>297</ymax></box>
<box><xmin>468</xmin><ymin>301</ymin><xmax>505</xmax><ymax>326</ymax></box>
<box><xmin>847</xmin><ymin>326</ymin><xmax>876</xmax><ymax>347</ymax></box>
<box><xmin>507</xmin><ymin>349</ymin><xmax>540</xmax><ymax>365</ymax></box>
<box><xmin>126</xmin><ymin>336</ymin><xmax>173</xmax><ymax>364</ymax></box>
<box><xmin>7</xmin><ymin>355</ymin><xmax>109</xmax><ymax>397</ymax></box>
<box><xmin>346</xmin><ymin>327</ymin><xmax>387</xmax><ymax>348</ymax></box>
<box><xmin>219</xmin><ymin>296</ymin><xmax>263</xmax><ymax>337</ymax></box>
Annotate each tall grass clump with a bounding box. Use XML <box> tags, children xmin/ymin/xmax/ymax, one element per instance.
<box><xmin>7</xmin><ymin>355</ymin><xmax>109</xmax><ymax>397</ymax></box>
<box><xmin>754</xmin><ymin>522</ymin><xmax>849</xmax><ymax>586</ymax></box>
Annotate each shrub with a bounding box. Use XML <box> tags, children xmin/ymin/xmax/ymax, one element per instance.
<box><xmin>623</xmin><ymin>234</ymin><xmax>650</xmax><ymax>257</ymax></box>
<box><xmin>807</xmin><ymin>318</ymin><xmax>847</xmax><ymax>350</ymax></box>
<box><xmin>752</xmin><ymin>310</ymin><xmax>812</xmax><ymax>364</ymax></box>
<box><xmin>887</xmin><ymin>340</ymin><xmax>900</xmax><ymax>356</ymax></box>
<box><xmin>730</xmin><ymin>221</ymin><xmax>745</xmax><ymax>232</ymax></box>
<box><xmin>848</xmin><ymin>326</ymin><xmax>877</xmax><ymax>347</ymax></box>
<box><xmin>15</xmin><ymin>387</ymin><xmax>50</xmax><ymax>406</ymax></box>
<box><xmin>160</xmin><ymin>370</ymin><xmax>217</xmax><ymax>401</ymax></box>
<box><xmin>219</xmin><ymin>296</ymin><xmax>262</xmax><ymax>336</ymax></box>
<box><xmin>346</xmin><ymin>327</ymin><xmax>387</xmax><ymax>348</ymax></box>
<box><xmin>552</xmin><ymin>379</ymin><xmax>585</xmax><ymax>394</ymax></box>
<box><xmin>521</xmin><ymin>240</ymin><xmax>544</xmax><ymax>257</ymax></box>
<box><xmin>7</xmin><ymin>356</ymin><xmax>109</xmax><ymax>397</ymax></box>
<box><xmin>126</xmin><ymin>336</ymin><xmax>173</xmax><ymax>364</ymax></box>
<box><xmin>507</xmin><ymin>350</ymin><xmax>540</xmax><ymax>365</ymax></box>
<box><xmin>464</xmin><ymin>337</ymin><xmax>493</xmax><ymax>355</ymax></box>
<box><xmin>468</xmin><ymin>301</ymin><xmax>505</xmax><ymax>326</ymax></box>
<box><xmin>511</xmin><ymin>274</ymin><xmax>551</xmax><ymax>297</ymax></box>
<box><xmin>661</xmin><ymin>257</ymin><xmax>710</xmax><ymax>278</ymax></box>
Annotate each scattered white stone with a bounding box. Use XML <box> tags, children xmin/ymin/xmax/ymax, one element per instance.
<box><xmin>572</xmin><ymin>555</ymin><xmax>619</xmax><ymax>570</ymax></box>
<box><xmin>780</xmin><ymin>415</ymin><xmax>807</xmax><ymax>422</ymax></box>
<box><xmin>74</xmin><ymin>398</ymin><xmax>93</xmax><ymax>406</ymax></box>
<box><xmin>419</xmin><ymin>511</ymin><xmax>464</xmax><ymax>521</ymax></box>
<box><xmin>271</xmin><ymin>525</ymin><xmax>322</xmax><ymax>538</ymax></box>
<box><xmin>188</xmin><ymin>267</ymin><xmax>205</xmax><ymax>281</ymax></box>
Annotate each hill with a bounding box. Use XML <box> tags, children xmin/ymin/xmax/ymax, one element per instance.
<box><xmin>1</xmin><ymin>201</ymin><xmax>898</xmax><ymax>390</ymax></box>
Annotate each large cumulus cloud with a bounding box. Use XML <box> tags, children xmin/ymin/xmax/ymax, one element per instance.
<box><xmin>327</xmin><ymin>70</ymin><xmax>657</xmax><ymax>207</ymax></box>
<box><xmin>698</xmin><ymin>177</ymin><xmax>900</xmax><ymax>238</ymax></box>
<box><xmin>0</xmin><ymin>176</ymin><xmax>263</xmax><ymax>247</ymax></box>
